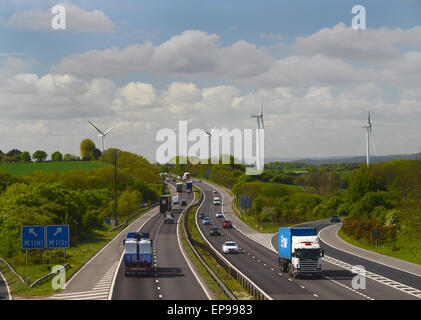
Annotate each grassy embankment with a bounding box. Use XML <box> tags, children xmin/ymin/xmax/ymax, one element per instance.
<box><xmin>338</xmin><ymin>229</ymin><xmax>421</xmax><ymax>265</ymax></box>
<box><xmin>0</xmin><ymin>204</ymin><xmax>155</xmax><ymax>298</ymax></box>
<box><xmin>0</xmin><ymin>160</ymin><xmax>150</xmax><ymax>298</ymax></box>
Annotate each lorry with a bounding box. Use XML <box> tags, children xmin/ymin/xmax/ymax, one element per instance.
<box><xmin>159</xmin><ymin>195</ymin><xmax>172</xmax><ymax>213</ymax></box>
<box><xmin>278</xmin><ymin>227</ymin><xmax>324</xmax><ymax>278</ymax></box>
<box><xmin>186</xmin><ymin>180</ymin><xmax>193</xmax><ymax>193</ymax></box>
<box><xmin>183</xmin><ymin>172</ymin><xmax>190</xmax><ymax>180</ymax></box>
<box><xmin>123</xmin><ymin>232</ymin><xmax>153</xmax><ymax>276</ymax></box>
<box><xmin>176</xmin><ymin>182</ymin><xmax>183</xmax><ymax>193</ymax></box>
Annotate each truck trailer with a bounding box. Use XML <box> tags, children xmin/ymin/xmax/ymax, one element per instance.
<box><xmin>278</xmin><ymin>227</ymin><xmax>324</xmax><ymax>278</ymax></box>
<box><xmin>186</xmin><ymin>180</ymin><xmax>193</xmax><ymax>193</ymax></box>
<box><xmin>159</xmin><ymin>195</ymin><xmax>172</xmax><ymax>213</ymax></box>
<box><xmin>123</xmin><ymin>233</ymin><xmax>153</xmax><ymax>276</ymax></box>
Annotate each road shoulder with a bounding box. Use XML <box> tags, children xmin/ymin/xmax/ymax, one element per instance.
<box><xmin>319</xmin><ymin>223</ymin><xmax>421</xmax><ymax>277</ymax></box>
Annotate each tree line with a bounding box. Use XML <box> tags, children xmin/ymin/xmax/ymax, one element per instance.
<box><xmin>0</xmin><ymin>142</ymin><xmax>166</xmax><ymax>259</ymax></box>
<box><xmin>162</xmin><ymin>156</ymin><xmax>421</xmax><ymax>255</ymax></box>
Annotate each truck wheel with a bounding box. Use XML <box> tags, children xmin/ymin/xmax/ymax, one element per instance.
<box><xmin>288</xmin><ymin>264</ymin><xmax>294</xmax><ymax>278</ymax></box>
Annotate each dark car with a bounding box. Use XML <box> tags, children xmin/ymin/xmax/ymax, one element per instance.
<box><xmin>181</xmin><ymin>200</ymin><xmax>187</xmax><ymax>206</ymax></box>
<box><xmin>330</xmin><ymin>215</ymin><xmax>341</xmax><ymax>223</ymax></box>
<box><xmin>223</xmin><ymin>220</ymin><xmax>233</xmax><ymax>229</ymax></box>
<box><xmin>199</xmin><ymin>213</ymin><xmax>206</xmax><ymax>219</ymax></box>
<box><xmin>210</xmin><ymin>227</ymin><xmax>222</xmax><ymax>236</ymax></box>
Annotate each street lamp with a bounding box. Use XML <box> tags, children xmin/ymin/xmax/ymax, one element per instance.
<box><xmin>114</xmin><ymin>150</ymin><xmax>120</xmax><ymax>226</ymax></box>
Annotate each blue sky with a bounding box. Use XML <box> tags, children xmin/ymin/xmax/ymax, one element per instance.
<box><xmin>1</xmin><ymin>1</ymin><xmax>421</xmax><ymax>161</ymax></box>
<box><xmin>2</xmin><ymin>0</ymin><xmax>421</xmax><ymax>79</ymax></box>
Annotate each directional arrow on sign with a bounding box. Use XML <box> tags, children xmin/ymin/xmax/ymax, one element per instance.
<box><xmin>53</xmin><ymin>227</ymin><xmax>62</xmax><ymax>237</ymax></box>
<box><xmin>29</xmin><ymin>228</ymin><xmax>38</xmax><ymax>237</ymax></box>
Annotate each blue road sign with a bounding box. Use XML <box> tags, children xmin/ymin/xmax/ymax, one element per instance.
<box><xmin>46</xmin><ymin>225</ymin><xmax>69</xmax><ymax>249</ymax></box>
<box><xmin>22</xmin><ymin>226</ymin><xmax>45</xmax><ymax>249</ymax></box>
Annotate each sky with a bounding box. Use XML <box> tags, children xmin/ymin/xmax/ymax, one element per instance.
<box><xmin>1</xmin><ymin>0</ymin><xmax>421</xmax><ymax>163</ymax></box>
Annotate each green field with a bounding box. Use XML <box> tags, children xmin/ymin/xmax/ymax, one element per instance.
<box><xmin>0</xmin><ymin>161</ymin><xmax>108</xmax><ymax>176</ymax></box>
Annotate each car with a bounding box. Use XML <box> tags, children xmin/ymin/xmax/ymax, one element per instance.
<box><xmin>173</xmin><ymin>179</ymin><xmax>176</xmax><ymax>182</ymax></box>
<box><xmin>202</xmin><ymin>218</ymin><xmax>211</xmax><ymax>225</ymax></box>
<box><xmin>210</xmin><ymin>227</ymin><xmax>222</xmax><ymax>236</ymax></box>
<box><xmin>181</xmin><ymin>200</ymin><xmax>187</xmax><ymax>206</ymax></box>
<box><xmin>213</xmin><ymin>190</ymin><xmax>217</xmax><ymax>194</ymax></box>
<box><xmin>215</xmin><ymin>212</ymin><xmax>223</xmax><ymax>218</ymax></box>
<box><xmin>164</xmin><ymin>213</ymin><xmax>174</xmax><ymax>224</ymax></box>
<box><xmin>213</xmin><ymin>197</ymin><xmax>221</xmax><ymax>205</ymax></box>
<box><xmin>172</xmin><ymin>196</ymin><xmax>180</xmax><ymax>204</ymax></box>
<box><xmin>223</xmin><ymin>220</ymin><xmax>233</xmax><ymax>229</ymax></box>
<box><xmin>198</xmin><ymin>212</ymin><xmax>206</xmax><ymax>219</ymax></box>
<box><xmin>330</xmin><ymin>215</ymin><xmax>341</xmax><ymax>223</ymax></box>
<box><xmin>222</xmin><ymin>241</ymin><xmax>238</xmax><ymax>254</ymax></box>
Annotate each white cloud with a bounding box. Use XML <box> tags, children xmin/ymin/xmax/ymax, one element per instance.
<box><xmin>293</xmin><ymin>23</ymin><xmax>421</xmax><ymax>63</ymax></box>
<box><xmin>51</xmin><ymin>30</ymin><xmax>273</xmax><ymax>79</ymax></box>
<box><xmin>3</xmin><ymin>2</ymin><xmax>115</xmax><ymax>33</ymax></box>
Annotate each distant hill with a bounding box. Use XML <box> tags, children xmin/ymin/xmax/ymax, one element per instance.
<box><xmin>265</xmin><ymin>153</ymin><xmax>420</xmax><ymax>166</ymax></box>
<box><xmin>0</xmin><ymin>161</ymin><xmax>108</xmax><ymax>176</ymax></box>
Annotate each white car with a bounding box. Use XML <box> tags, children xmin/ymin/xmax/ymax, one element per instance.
<box><xmin>222</xmin><ymin>241</ymin><xmax>238</xmax><ymax>254</ymax></box>
<box><xmin>216</xmin><ymin>212</ymin><xmax>224</xmax><ymax>218</ymax></box>
<box><xmin>213</xmin><ymin>197</ymin><xmax>220</xmax><ymax>205</ymax></box>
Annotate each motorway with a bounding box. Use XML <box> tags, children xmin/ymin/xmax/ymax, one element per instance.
<box><xmin>49</xmin><ymin>181</ymin><xmax>208</xmax><ymax>300</ymax></box>
<box><xmin>111</xmin><ymin>181</ymin><xmax>209</xmax><ymax>300</ymax></box>
<box><xmin>196</xmin><ymin>180</ymin><xmax>421</xmax><ymax>300</ymax></box>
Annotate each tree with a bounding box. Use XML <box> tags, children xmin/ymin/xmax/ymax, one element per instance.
<box><xmin>80</xmin><ymin>139</ymin><xmax>96</xmax><ymax>160</ymax></box>
<box><xmin>21</xmin><ymin>151</ymin><xmax>32</xmax><ymax>163</ymax></box>
<box><xmin>6</xmin><ymin>149</ymin><xmax>21</xmax><ymax>157</ymax></box>
<box><xmin>33</xmin><ymin>150</ymin><xmax>47</xmax><ymax>162</ymax></box>
<box><xmin>51</xmin><ymin>151</ymin><xmax>63</xmax><ymax>162</ymax></box>
<box><xmin>93</xmin><ymin>148</ymin><xmax>102</xmax><ymax>160</ymax></box>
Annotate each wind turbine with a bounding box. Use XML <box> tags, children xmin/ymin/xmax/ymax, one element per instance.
<box><xmin>362</xmin><ymin>111</ymin><xmax>374</xmax><ymax>166</ymax></box>
<box><xmin>251</xmin><ymin>96</ymin><xmax>265</xmax><ymax>171</ymax></box>
<box><xmin>88</xmin><ymin>121</ymin><xmax>113</xmax><ymax>154</ymax></box>
<box><xmin>203</xmin><ymin>125</ymin><xmax>217</xmax><ymax>163</ymax></box>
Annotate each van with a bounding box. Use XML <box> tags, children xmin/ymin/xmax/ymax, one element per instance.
<box><xmin>213</xmin><ymin>197</ymin><xmax>220</xmax><ymax>205</ymax></box>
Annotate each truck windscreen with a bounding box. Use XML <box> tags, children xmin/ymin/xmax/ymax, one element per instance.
<box><xmin>295</xmin><ymin>249</ymin><xmax>320</xmax><ymax>259</ymax></box>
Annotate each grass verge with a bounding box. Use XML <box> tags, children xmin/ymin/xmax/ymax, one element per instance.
<box><xmin>338</xmin><ymin>228</ymin><xmax>421</xmax><ymax>265</ymax></box>
<box><xmin>183</xmin><ymin>187</ymin><xmax>252</xmax><ymax>300</ymax></box>
<box><xmin>0</xmin><ymin>206</ymin><xmax>156</xmax><ymax>298</ymax></box>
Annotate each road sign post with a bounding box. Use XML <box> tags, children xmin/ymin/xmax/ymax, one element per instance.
<box><xmin>372</xmin><ymin>229</ymin><xmax>381</xmax><ymax>249</ymax></box>
<box><xmin>22</xmin><ymin>226</ymin><xmax>46</xmax><ymax>264</ymax></box>
<box><xmin>46</xmin><ymin>225</ymin><xmax>69</xmax><ymax>264</ymax></box>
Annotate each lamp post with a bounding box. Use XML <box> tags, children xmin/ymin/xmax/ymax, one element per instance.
<box><xmin>114</xmin><ymin>150</ymin><xmax>120</xmax><ymax>226</ymax></box>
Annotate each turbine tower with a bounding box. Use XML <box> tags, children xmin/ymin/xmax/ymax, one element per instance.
<box><xmin>203</xmin><ymin>125</ymin><xmax>217</xmax><ymax>163</ymax></box>
<box><xmin>251</xmin><ymin>96</ymin><xmax>265</xmax><ymax>171</ymax></box>
<box><xmin>88</xmin><ymin>121</ymin><xmax>113</xmax><ymax>154</ymax></box>
<box><xmin>362</xmin><ymin>111</ymin><xmax>372</xmax><ymax>166</ymax></box>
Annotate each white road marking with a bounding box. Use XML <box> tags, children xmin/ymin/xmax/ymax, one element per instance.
<box><xmin>323</xmin><ymin>255</ymin><xmax>421</xmax><ymax>299</ymax></box>
<box><xmin>51</xmin><ymin>262</ymin><xmax>118</xmax><ymax>300</ymax></box>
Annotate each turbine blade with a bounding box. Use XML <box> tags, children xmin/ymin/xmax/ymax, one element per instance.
<box><xmin>260</xmin><ymin>116</ymin><xmax>264</xmax><ymax>129</ymax></box>
<box><xmin>260</xmin><ymin>95</ymin><xmax>264</xmax><ymax>116</ymax></box>
<box><xmin>88</xmin><ymin>121</ymin><xmax>104</xmax><ymax>135</ymax></box>
<box><xmin>210</xmin><ymin>125</ymin><xmax>217</xmax><ymax>136</ymax></box>
<box><xmin>104</xmin><ymin>127</ymin><xmax>113</xmax><ymax>135</ymax></box>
